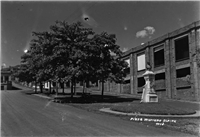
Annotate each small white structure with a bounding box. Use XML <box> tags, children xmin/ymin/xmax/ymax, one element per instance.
<box><xmin>44</xmin><ymin>82</ymin><xmax>53</xmax><ymax>90</ymax></box>
<box><xmin>141</xmin><ymin>70</ymin><xmax>158</xmax><ymax>103</ymax></box>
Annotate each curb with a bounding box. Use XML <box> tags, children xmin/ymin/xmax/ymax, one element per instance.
<box><xmin>99</xmin><ymin>108</ymin><xmax>200</xmax><ymax>118</ymax></box>
<box><xmin>33</xmin><ymin>94</ymin><xmax>52</xmax><ymax>99</ymax></box>
<box><xmin>33</xmin><ymin>94</ymin><xmax>65</xmax><ymax>104</ymax></box>
<box><xmin>52</xmin><ymin>100</ymin><xmax>65</xmax><ymax>103</ymax></box>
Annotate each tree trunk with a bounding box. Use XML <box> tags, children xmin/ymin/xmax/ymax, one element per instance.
<box><xmin>66</xmin><ymin>81</ymin><xmax>70</xmax><ymax>88</ymax></box>
<box><xmin>73</xmin><ymin>80</ymin><xmax>76</xmax><ymax>95</ymax></box>
<box><xmin>40</xmin><ymin>82</ymin><xmax>43</xmax><ymax>93</ymax></box>
<box><xmin>49</xmin><ymin>81</ymin><xmax>51</xmax><ymax>94</ymax></box>
<box><xmin>62</xmin><ymin>82</ymin><xmax>65</xmax><ymax>94</ymax></box>
<box><xmin>35</xmin><ymin>81</ymin><xmax>37</xmax><ymax>93</ymax></box>
<box><xmin>56</xmin><ymin>82</ymin><xmax>59</xmax><ymax>95</ymax></box>
<box><xmin>82</xmin><ymin>80</ymin><xmax>85</xmax><ymax>94</ymax></box>
<box><xmin>98</xmin><ymin>80</ymin><xmax>101</xmax><ymax>90</ymax></box>
<box><xmin>101</xmin><ymin>81</ymin><xmax>104</xmax><ymax>99</ymax></box>
<box><xmin>71</xmin><ymin>80</ymin><xmax>74</xmax><ymax>98</ymax></box>
<box><xmin>86</xmin><ymin>80</ymin><xmax>90</xmax><ymax>88</ymax></box>
<box><xmin>96</xmin><ymin>81</ymin><xmax>98</xmax><ymax>87</ymax></box>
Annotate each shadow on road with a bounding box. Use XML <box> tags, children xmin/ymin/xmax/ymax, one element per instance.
<box><xmin>21</xmin><ymin>87</ymin><xmax>140</xmax><ymax>104</ymax></box>
<box><xmin>11</xmin><ymin>86</ymin><xmax>21</xmax><ymax>90</ymax></box>
<box><xmin>53</xmin><ymin>94</ymin><xmax>140</xmax><ymax>104</ymax></box>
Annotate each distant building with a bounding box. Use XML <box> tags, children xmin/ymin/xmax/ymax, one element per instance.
<box><xmin>1</xmin><ymin>67</ymin><xmax>12</xmax><ymax>90</ymax></box>
<box><xmin>101</xmin><ymin>20</ymin><xmax>200</xmax><ymax>101</ymax></box>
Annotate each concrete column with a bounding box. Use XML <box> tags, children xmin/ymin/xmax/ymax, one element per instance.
<box><xmin>165</xmin><ymin>39</ymin><xmax>172</xmax><ymax>99</ymax></box>
<box><xmin>189</xmin><ymin>29</ymin><xmax>196</xmax><ymax>99</ymax></box>
<box><xmin>3</xmin><ymin>76</ymin><xmax>5</xmax><ymax>83</ymax></box>
<box><xmin>132</xmin><ymin>53</ymin><xmax>138</xmax><ymax>94</ymax></box>
<box><xmin>9</xmin><ymin>76</ymin><xmax>11</xmax><ymax>81</ymax></box>
<box><xmin>130</xmin><ymin>53</ymin><xmax>134</xmax><ymax>94</ymax></box>
<box><xmin>149</xmin><ymin>46</ymin><xmax>154</xmax><ymax>71</ymax></box>
<box><xmin>170</xmin><ymin>38</ymin><xmax>177</xmax><ymax>99</ymax></box>
<box><xmin>145</xmin><ymin>46</ymin><xmax>150</xmax><ymax>64</ymax></box>
<box><xmin>195</xmin><ymin>28</ymin><xmax>200</xmax><ymax>101</ymax></box>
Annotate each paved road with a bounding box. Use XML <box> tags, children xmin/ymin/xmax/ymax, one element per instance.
<box><xmin>1</xmin><ymin>90</ymin><xmax>194</xmax><ymax>137</ymax></box>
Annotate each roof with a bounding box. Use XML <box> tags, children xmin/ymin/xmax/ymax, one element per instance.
<box><xmin>122</xmin><ymin>20</ymin><xmax>200</xmax><ymax>58</ymax></box>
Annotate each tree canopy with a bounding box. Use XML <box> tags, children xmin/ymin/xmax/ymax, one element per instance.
<box><xmin>14</xmin><ymin>21</ymin><xmax>128</xmax><ymax>97</ymax></box>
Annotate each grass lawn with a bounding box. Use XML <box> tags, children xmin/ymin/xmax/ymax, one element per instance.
<box><xmin>69</xmin><ymin>101</ymin><xmax>199</xmax><ymax>136</ymax></box>
<box><xmin>62</xmin><ymin>94</ymin><xmax>199</xmax><ymax>136</ymax></box>
<box><xmin>110</xmin><ymin>101</ymin><xmax>196</xmax><ymax>115</ymax></box>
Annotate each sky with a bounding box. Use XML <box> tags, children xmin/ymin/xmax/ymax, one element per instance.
<box><xmin>1</xmin><ymin>1</ymin><xmax>200</xmax><ymax>67</ymax></box>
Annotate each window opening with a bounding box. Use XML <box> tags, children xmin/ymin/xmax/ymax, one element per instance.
<box><xmin>155</xmin><ymin>72</ymin><xmax>165</xmax><ymax>80</ymax></box>
<box><xmin>1</xmin><ymin>76</ymin><xmax>3</xmax><ymax>82</ymax></box>
<box><xmin>176</xmin><ymin>67</ymin><xmax>190</xmax><ymax>78</ymax></box>
<box><xmin>5</xmin><ymin>76</ymin><xmax>9</xmax><ymax>82</ymax></box>
<box><xmin>137</xmin><ymin>53</ymin><xmax>146</xmax><ymax>71</ymax></box>
<box><xmin>137</xmin><ymin>77</ymin><xmax>145</xmax><ymax>87</ymax></box>
<box><xmin>175</xmin><ymin>36</ymin><xmax>189</xmax><ymax>62</ymax></box>
<box><xmin>154</xmin><ymin>46</ymin><xmax>165</xmax><ymax>67</ymax></box>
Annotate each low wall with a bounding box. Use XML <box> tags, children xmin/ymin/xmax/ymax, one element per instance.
<box><xmin>121</xmin><ymin>84</ymin><xmax>131</xmax><ymax>94</ymax></box>
<box><xmin>155</xmin><ymin>80</ymin><xmax>165</xmax><ymax>90</ymax></box>
<box><xmin>176</xmin><ymin>87</ymin><xmax>195</xmax><ymax>101</ymax></box>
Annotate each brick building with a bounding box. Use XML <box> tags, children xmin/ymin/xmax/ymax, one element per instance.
<box><xmin>101</xmin><ymin>20</ymin><xmax>200</xmax><ymax>101</ymax></box>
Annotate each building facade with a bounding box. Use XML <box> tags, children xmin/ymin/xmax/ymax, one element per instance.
<box><xmin>1</xmin><ymin>68</ymin><xmax>12</xmax><ymax>90</ymax></box>
<box><xmin>102</xmin><ymin>20</ymin><xmax>200</xmax><ymax>101</ymax></box>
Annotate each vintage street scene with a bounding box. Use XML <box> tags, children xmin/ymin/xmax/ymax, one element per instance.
<box><xmin>1</xmin><ymin>1</ymin><xmax>200</xmax><ymax>137</ymax></box>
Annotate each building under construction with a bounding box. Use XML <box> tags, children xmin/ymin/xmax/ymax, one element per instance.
<box><xmin>101</xmin><ymin>20</ymin><xmax>200</xmax><ymax>101</ymax></box>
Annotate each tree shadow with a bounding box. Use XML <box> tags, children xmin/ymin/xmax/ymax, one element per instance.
<box><xmin>11</xmin><ymin>86</ymin><xmax>21</xmax><ymax>90</ymax></box>
<box><xmin>53</xmin><ymin>94</ymin><xmax>140</xmax><ymax>104</ymax></box>
<box><xmin>22</xmin><ymin>89</ymin><xmax>140</xmax><ymax>104</ymax></box>
<box><xmin>23</xmin><ymin>91</ymin><xmax>39</xmax><ymax>95</ymax></box>
<box><xmin>23</xmin><ymin>90</ymin><xmax>72</xmax><ymax>96</ymax></box>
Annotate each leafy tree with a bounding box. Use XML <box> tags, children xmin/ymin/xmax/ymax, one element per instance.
<box><xmin>197</xmin><ymin>49</ymin><xmax>200</xmax><ymax>68</ymax></box>
<box><xmin>50</xmin><ymin>21</ymin><xmax>94</xmax><ymax>97</ymax></box>
<box><xmin>91</xmin><ymin>32</ymin><xmax>129</xmax><ymax>98</ymax></box>
<box><xmin>20</xmin><ymin>47</ymin><xmax>40</xmax><ymax>92</ymax></box>
<box><xmin>16</xmin><ymin>20</ymin><xmax>128</xmax><ymax>99</ymax></box>
<box><xmin>30</xmin><ymin>31</ymin><xmax>59</xmax><ymax>93</ymax></box>
<box><xmin>20</xmin><ymin>31</ymin><xmax>57</xmax><ymax>93</ymax></box>
<box><xmin>12</xmin><ymin>63</ymin><xmax>36</xmax><ymax>91</ymax></box>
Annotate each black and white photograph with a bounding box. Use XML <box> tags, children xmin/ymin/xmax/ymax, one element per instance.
<box><xmin>1</xmin><ymin>1</ymin><xmax>200</xmax><ymax>136</ymax></box>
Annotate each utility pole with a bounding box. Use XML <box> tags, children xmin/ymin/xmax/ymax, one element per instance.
<box><xmin>0</xmin><ymin>2</ymin><xmax>3</xmax><ymax>70</ymax></box>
